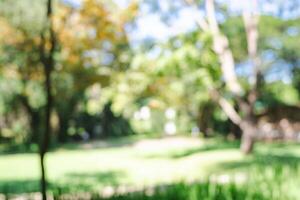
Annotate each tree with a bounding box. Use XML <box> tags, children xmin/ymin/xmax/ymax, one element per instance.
<box><xmin>0</xmin><ymin>0</ymin><xmax>46</xmax><ymax>145</ymax></box>
<box><xmin>138</xmin><ymin>0</ymin><xmax>300</xmax><ymax>151</ymax></box>
<box><xmin>38</xmin><ymin>0</ymin><xmax>56</xmax><ymax>199</ymax></box>
<box><xmin>180</xmin><ymin>0</ymin><xmax>261</xmax><ymax>153</ymax></box>
<box><xmin>36</xmin><ymin>0</ymin><xmax>138</xmax><ymax>196</ymax></box>
<box><xmin>52</xmin><ymin>0</ymin><xmax>138</xmax><ymax>141</ymax></box>
<box><xmin>0</xmin><ymin>0</ymin><xmax>138</xmax><ymax>144</ymax></box>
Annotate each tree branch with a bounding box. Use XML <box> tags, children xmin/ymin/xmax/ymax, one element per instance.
<box><xmin>243</xmin><ymin>0</ymin><xmax>260</xmax><ymax>104</ymax></box>
<box><xmin>183</xmin><ymin>0</ymin><xmax>209</xmax><ymax>31</ymax></box>
<box><xmin>205</xmin><ymin>0</ymin><xmax>243</xmax><ymax>95</ymax></box>
<box><xmin>210</xmin><ymin>89</ymin><xmax>242</xmax><ymax>125</ymax></box>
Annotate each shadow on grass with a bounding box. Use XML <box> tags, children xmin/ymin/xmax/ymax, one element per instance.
<box><xmin>258</xmin><ymin>141</ymin><xmax>300</xmax><ymax>149</ymax></box>
<box><xmin>0</xmin><ymin>139</ymin><xmax>135</xmax><ymax>156</ymax></box>
<box><xmin>211</xmin><ymin>151</ymin><xmax>300</xmax><ymax>175</ymax></box>
<box><xmin>59</xmin><ymin>170</ymin><xmax>126</xmax><ymax>192</ymax></box>
<box><xmin>0</xmin><ymin>143</ymin><xmax>38</xmax><ymax>155</ymax></box>
<box><xmin>0</xmin><ymin>179</ymin><xmax>40</xmax><ymax>194</ymax></box>
<box><xmin>0</xmin><ymin>135</ymin><xmax>154</xmax><ymax>155</ymax></box>
<box><xmin>0</xmin><ymin>170</ymin><xmax>125</xmax><ymax>195</ymax></box>
<box><xmin>143</xmin><ymin>140</ymin><xmax>240</xmax><ymax>159</ymax></box>
<box><xmin>53</xmin><ymin>136</ymin><xmax>145</xmax><ymax>152</ymax></box>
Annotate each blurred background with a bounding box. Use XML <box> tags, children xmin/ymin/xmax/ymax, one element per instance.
<box><xmin>0</xmin><ymin>0</ymin><xmax>300</xmax><ymax>199</ymax></box>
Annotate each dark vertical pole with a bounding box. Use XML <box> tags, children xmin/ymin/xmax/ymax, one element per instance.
<box><xmin>39</xmin><ymin>0</ymin><xmax>55</xmax><ymax>199</ymax></box>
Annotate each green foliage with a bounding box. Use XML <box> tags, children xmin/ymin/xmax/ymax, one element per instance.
<box><xmin>0</xmin><ymin>0</ymin><xmax>45</xmax><ymax>34</ymax></box>
<box><xmin>221</xmin><ymin>17</ymin><xmax>248</xmax><ymax>63</ymax></box>
<box><xmin>100</xmin><ymin>31</ymin><xmax>221</xmax><ymax>135</ymax></box>
<box><xmin>293</xmin><ymin>68</ymin><xmax>300</xmax><ymax>93</ymax></box>
<box><xmin>0</xmin><ymin>0</ymin><xmax>300</xmax><ymax>144</ymax></box>
<box><xmin>261</xmin><ymin>81</ymin><xmax>299</xmax><ymax>106</ymax></box>
<box><xmin>0</xmin><ymin>76</ymin><xmax>22</xmax><ymax>114</ymax></box>
<box><xmin>25</xmin><ymin>81</ymin><xmax>46</xmax><ymax>109</ymax></box>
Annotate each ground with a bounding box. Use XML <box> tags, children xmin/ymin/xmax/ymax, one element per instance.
<box><xmin>0</xmin><ymin>136</ymin><xmax>300</xmax><ymax>196</ymax></box>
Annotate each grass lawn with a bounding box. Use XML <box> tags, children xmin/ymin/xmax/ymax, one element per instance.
<box><xmin>0</xmin><ymin>136</ymin><xmax>300</xmax><ymax>198</ymax></box>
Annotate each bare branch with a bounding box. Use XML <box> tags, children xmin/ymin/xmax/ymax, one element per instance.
<box><xmin>205</xmin><ymin>0</ymin><xmax>243</xmax><ymax>95</ymax></box>
<box><xmin>210</xmin><ymin>89</ymin><xmax>242</xmax><ymax>125</ymax></box>
<box><xmin>243</xmin><ymin>12</ymin><xmax>259</xmax><ymax>59</ymax></box>
<box><xmin>183</xmin><ymin>0</ymin><xmax>209</xmax><ymax>31</ymax></box>
<box><xmin>219</xmin><ymin>97</ymin><xmax>242</xmax><ymax>125</ymax></box>
<box><xmin>243</xmin><ymin>0</ymin><xmax>261</xmax><ymax>101</ymax></box>
<box><xmin>205</xmin><ymin>0</ymin><xmax>219</xmax><ymax>34</ymax></box>
<box><xmin>243</xmin><ymin>0</ymin><xmax>259</xmax><ymax>60</ymax></box>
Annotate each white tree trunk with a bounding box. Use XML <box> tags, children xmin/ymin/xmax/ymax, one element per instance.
<box><xmin>186</xmin><ymin>0</ymin><xmax>261</xmax><ymax>153</ymax></box>
<box><xmin>206</xmin><ymin>0</ymin><xmax>243</xmax><ymax>95</ymax></box>
<box><xmin>207</xmin><ymin>0</ymin><xmax>261</xmax><ymax>154</ymax></box>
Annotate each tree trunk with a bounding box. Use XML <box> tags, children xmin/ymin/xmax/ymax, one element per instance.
<box><xmin>206</xmin><ymin>0</ymin><xmax>260</xmax><ymax>154</ymax></box>
<box><xmin>40</xmin><ymin>67</ymin><xmax>52</xmax><ymax>200</ymax></box>
<box><xmin>40</xmin><ymin>153</ymin><xmax>47</xmax><ymax>200</ymax></box>
<box><xmin>198</xmin><ymin>102</ymin><xmax>214</xmax><ymax>137</ymax></box>
<box><xmin>185</xmin><ymin>0</ymin><xmax>260</xmax><ymax>154</ymax></box>
<box><xmin>29</xmin><ymin>111</ymin><xmax>42</xmax><ymax>144</ymax></box>
<box><xmin>240</xmin><ymin>120</ymin><xmax>256</xmax><ymax>154</ymax></box>
<box><xmin>39</xmin><ymin>0</ymin><xmax>55</xmax><ymax>199</ymax></box>
<box><xmin>57</xmin><ymin>115</ymin><xmax>68</xmax><ymax>143</ymax></box>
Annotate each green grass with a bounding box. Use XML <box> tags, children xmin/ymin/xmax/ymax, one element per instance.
<box><xmin>53</xmin><ymin>180</ymin><xmax>289</xmax><ymax>200</ymax></box>
<box><xmin>1</xmin><ymin>137</ymin><xmax>300</xmax><ymax>199</ymax></box>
